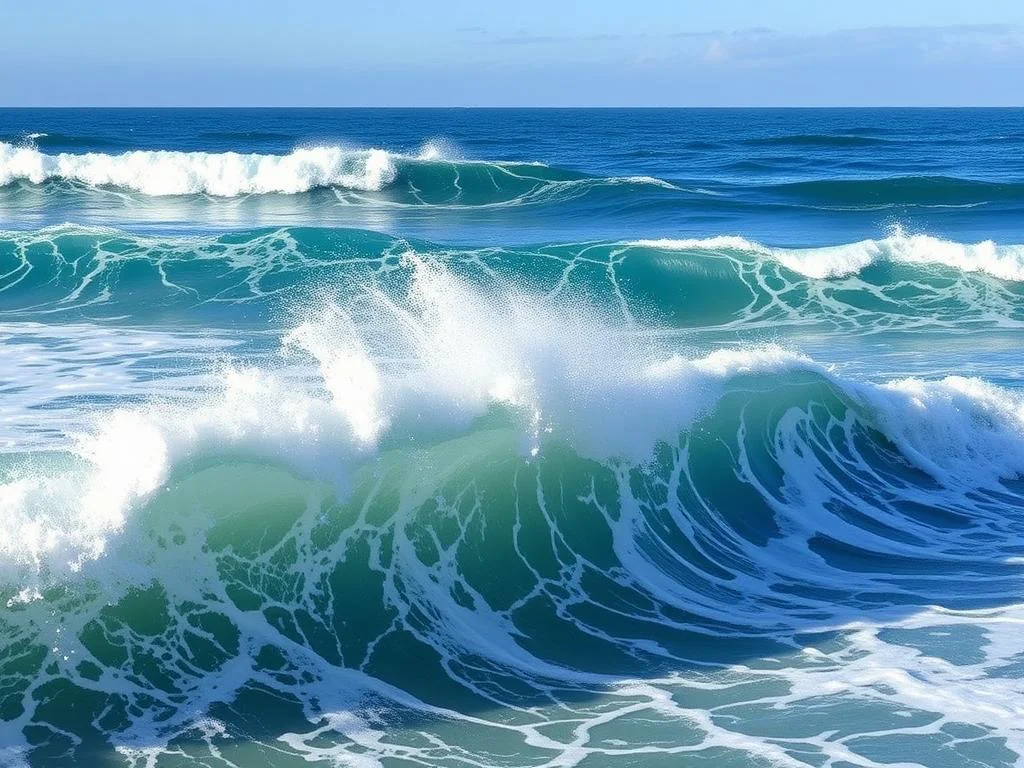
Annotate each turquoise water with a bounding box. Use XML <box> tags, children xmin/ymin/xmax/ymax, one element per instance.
<box><xmin>1</xmin><ymin>109</ymin><xmax>1024</xmax><ymax>767</ymax></box>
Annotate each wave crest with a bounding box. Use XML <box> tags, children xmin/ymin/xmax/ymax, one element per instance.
<box><xmin>0</xmin><ymin>141</ymin><xmax>679</xmax><ymax>204</ymax></box>
<box><xmin>636</xmin><ymin>227</ymin><xmax>1024</xmax><ymax>281</ymax></box>
<box><xmin>0</xmin><ymin>142</ymin><xmax>404</xmax><ymax>195</ymax></box>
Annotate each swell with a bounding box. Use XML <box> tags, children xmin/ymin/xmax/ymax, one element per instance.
<box><xmin>758</xmin><ymin>175</ymin><xmax>1024</xmax><ymax>207</ymax></box>
<box><xmin>741</xmin><ymin>134</ymin><xmax>894</xmax><ymax>148</ymax></box>
<box><xmin>0</xmin><ymin>141</ymin><xmax>674</xmax><ymax>203</ymax></box>
<box><xmin>5</xmin><ymin>142</ymin><xmax>1023</xmax><ymax>216</ymax></box>
<box><xmin>196</xmin><ymin>130</ymin><xmax>297</xmax><ymax>142</ymax></box>
<box><xmin>0</xmin><ymin>132</ymin><xmax>131</xmax><ymax>150</ymax></box>
<box><xmin>2</xmin><ymin>225</ymin><xmax>1022</xmax><ymax>332</ymax></box>
<box><xmin>636</xmin><ymin>228</ymin><xmax>1024</xmax><ymax>280</ymax></box>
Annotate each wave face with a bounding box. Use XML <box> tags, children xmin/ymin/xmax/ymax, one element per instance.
<box><xmin>2</xmin><ymin>108</ymin><xmax>1024</xmax><ymax>768</ymax></box>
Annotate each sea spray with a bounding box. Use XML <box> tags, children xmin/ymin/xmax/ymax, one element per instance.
<box><xmin>3</xmin><ymin>108</ymin><xmax>1024</xmax><ymax>768</ymax></box>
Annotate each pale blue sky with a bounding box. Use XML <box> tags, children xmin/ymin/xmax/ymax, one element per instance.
<box><xmin>4</xmin><ymin>0</ymin><xmax>1024</xmax><ymax>106</ymax></box>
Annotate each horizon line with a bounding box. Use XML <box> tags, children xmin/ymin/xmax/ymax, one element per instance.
<box><xmin>3</xmin><ymin>104</ymin><xmax>1024</xmax><ymax>110</ymax></box>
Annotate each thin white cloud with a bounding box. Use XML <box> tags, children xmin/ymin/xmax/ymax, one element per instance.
<box><xmin>685</xmin><ymin>24</ymin><xmax>1024</xmax><ymax>67</ymax></box>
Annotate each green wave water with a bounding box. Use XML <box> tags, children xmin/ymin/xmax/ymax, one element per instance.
<box><xmin>3</xmin><ymin>226</ymin><xmax>1023</xmax><ymax>332</ymax></box>
<box><xmin>3</xmin><ymin>109</ymin><xmax>1024</xmax><ymax>768</ymax></box>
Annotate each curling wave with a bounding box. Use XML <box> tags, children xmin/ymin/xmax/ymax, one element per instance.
<box><xmin>4</xmin><ymin>252</ymin><xmax>1024</xmax><ymax>590</ymax></box>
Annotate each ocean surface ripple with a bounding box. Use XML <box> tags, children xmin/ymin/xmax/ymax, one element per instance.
<box><xmin>1</xmin><ymin>108</ymin><xmax>1023</xmax><ymax>768</ymax></box>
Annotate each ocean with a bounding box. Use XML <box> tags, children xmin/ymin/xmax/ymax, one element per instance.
<box><xmin>1</xmin><ymin>108</ymin><xmax>1023</xmax><ymax>767</ymax></box>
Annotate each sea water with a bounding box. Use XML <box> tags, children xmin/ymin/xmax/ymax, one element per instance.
<box><xmin>1</xmin><ymin>108</ymin><xmax>1024</xmax><ymax>767</ymax></box>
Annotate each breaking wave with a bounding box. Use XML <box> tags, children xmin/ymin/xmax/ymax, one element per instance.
<box><xmin>3</xmin><ymin>234</ymin><xmax>1024</xmax><ymax>767</ymax></box>
<box><xmin>0</xmin><ymin>142</ymin><xmax>675</xmax><ymax>203</ymax></box>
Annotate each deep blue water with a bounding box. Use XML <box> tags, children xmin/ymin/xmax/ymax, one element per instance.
<box><xmin>1</xmin><ymin>109</ymin><xmax>1024</xmax><ymax>768</ymax></box>
<box><xmin>2</xmin><ymin>108</ymin><xmax>1024</xmax><ymax>244</ymax></box>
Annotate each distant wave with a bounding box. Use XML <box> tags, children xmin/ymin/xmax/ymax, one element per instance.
<box><xmin>635</xmin><ymin>228</ymin><xmax>1024</xmax><ymax>281</ymax></box>
<box><xmin>0</xmin><ymin>141</ymin><xmax>405</xmax><ymax>195</ymax></box>
<box><xmin>760</xmin><ymin>175</ymin><xmax>1024</xmax><ymax>207</ymax></box>
<box><xmin>5</xmin><ymin>143</ymin><xmax>1016</xmax><ymax>213</ymax></box>
<box><xmin>196</xmin><ymin>130</ymin><xmax>297</xmax><ymax>142</ymax></box>
<box><xmin>0</xmin><ymin>132</ymin><xmax>131</xmax><ymax>150</ymax></box>
<box><xmin>3</xmin><ymin>226</ymin><xmax>1023</xmax><ymax>334</ymax></box>
<box><xmin>0</xmin><ymin>141</ymin><xmax>676</xmax><ymax>201</ymax></box>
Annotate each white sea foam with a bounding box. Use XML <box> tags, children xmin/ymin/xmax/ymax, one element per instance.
<box><xmin>0</xmin><ymin>365</ymin><xmax>374</xmax><ymax>597</ymax></box>
<box><xmin>855</xmin><ymin>375</ymin><xmax>1024</xmax><ymax>487</ymax></box>
<box><xmin>636</xmin><ymin>227</ymin><xmax>1024</xmax><ymax>281</ymax></box>
<box><xmin>0</xmin><ymin>142</ymin><xmax>410</xmax><ymax>196</ymax></box>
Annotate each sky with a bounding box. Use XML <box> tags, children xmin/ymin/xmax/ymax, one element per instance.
<box><xmin>3</xmin><ymin>0</ymin><xmax>1024</xmax><ymax>106</ymax></box>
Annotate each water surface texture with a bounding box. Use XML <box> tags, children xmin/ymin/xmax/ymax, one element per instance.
<box><xmin>2</xmin><ymin>108</ymin><xmax>1024</xmax><ymax>768</ymax></box>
